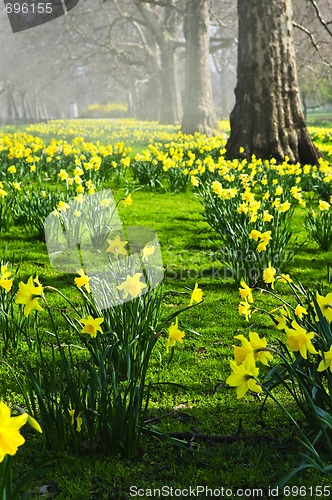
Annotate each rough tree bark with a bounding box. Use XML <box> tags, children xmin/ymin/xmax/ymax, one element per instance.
<box><xmin>181</xmin><ymin>0</ymin><xmax>218</xmax><ymax>136</ymax></box>
<box><xmin>226</xmin><ymin>0</ymin><xmax>322</xmax><ymax>164</ymax></box>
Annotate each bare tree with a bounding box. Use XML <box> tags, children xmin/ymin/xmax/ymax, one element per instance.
<box><xmin>133</xmin><ymin>0</ymin><xmax>183</xmax><ymax>124</ymax></box>
<box><xmin>181</xmin><ymin>0</ymin><xmax>218</xmax><ymax>136</ymax></box>
<box><xmin>293</xmin><ymin>0</ymin><xmax>332</xmax><ymax>115</ymax></box>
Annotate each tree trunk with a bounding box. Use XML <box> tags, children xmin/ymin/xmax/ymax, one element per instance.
<box><xmin>226</xmin><ymin>0</ymin><xmax>322</xmax><ymax>164</ymax></box>
<box><xmin>135</xmin><ymin>76</ymin><xmax>161</xmax><ymax>121</ymax></box>
<box><xmin>134</xmin><ymin>0</ymin><xmax>182</xmax><ymax>125</ymax></box>
<box><xmin>159</xmin><ymin>37</ymin><xmax>181</xmax><ymax>124</ymax></box>
<box><xmin>181</xmin><ymin>0</ymin><xmax>218</xmax><ymax>136</ymax></box>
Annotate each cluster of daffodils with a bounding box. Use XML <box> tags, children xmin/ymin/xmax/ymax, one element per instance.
<box><xmin>26</xmin><ymin>118</ymin><xmax>183</xmax><ymax>145</ymax></box>
<box><xmin>2</xmin><ymin>257</ymin><xmax>203</xmax><ymax>355</ymax></box>
<box><xmin>74</xmin><ymin>264</ymin><xmax>203</xmax><ymax>351</ymax></box>
<box><xmin>304</xmin><ymin>197</ymin><xmax>332</xmax><ymax>251</ymax></box>
<box><xmin>0</xmin><ymin>129</ymin><xmax>132</xmax><ymax>190</ymax></box>
<box><xmin>227</xmin><ymin>264</ymin><xmax>332</xmax><ymax>401</ymax></box>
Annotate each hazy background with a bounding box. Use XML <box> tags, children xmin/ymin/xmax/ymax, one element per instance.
<box><xmin>0</xmin><ymin>0</ymin><xmax>331</xmax><ymax>124</ymax></box>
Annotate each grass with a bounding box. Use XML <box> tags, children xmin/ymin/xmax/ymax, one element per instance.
<box><xmin>0</xmin><ymin>120</ymin><xmax>332</xmax><ymax>498</ymax></box>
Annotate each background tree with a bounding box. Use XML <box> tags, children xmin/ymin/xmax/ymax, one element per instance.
<box><xmin>133</xmin><ymin>0</ymin><xmax>183</xmax><ymax>124</ymax></box>
<box><xmin>293</xmin><ymin>0</ymin><xmax>332</xmax><ymax>117</ymax></box>
<box><xmin>181</xmin><ymin>0</ymin><xmax>218</xmax><ymax>136</ymax></box>
<box><xmin>226</xmin><ymin>0</ymin><xmax>322</xmax><ymax>164</ymax></box>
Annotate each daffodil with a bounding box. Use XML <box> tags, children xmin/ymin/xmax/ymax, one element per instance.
<box><xmin>106</xmin><ymin>235</ymin><xmax>128</xmax><ymax>258</ymax></box>
<box><xmin>68</xmin><ymin>409</ymin><xmax>83</xmax><ymax>432</ymax></box>
<box><xmin>294</xmin><ymin>304</ymin><xmax>307</xmax><ymax>320</ymax></box>
<box><xmin>238</xmin><ymin>300</ymin><xmax>251</xmax><ymax>321</ymax></box>
<box><xmin>278</xmin><ymin>201</ymin><xmax>291</xmax><ymax>213</ymax></box>
<box><xmin>117</xmin><ymin>273</ymin><xmax>147</xmax><ymax>299</ymax></box>
<box><xmin>318</xmin><ymin>200</ymin><xmax>330</xmax><ymax>211</ymax></box>
<box><xmin>315</xmin><ymin>292</ymin><xmax>332</xmax><ymax>323</ymax></box>
<box><xmin>279</xmin><ymin>273</ymin><xmax>292</xmax><ymax>284</ymax></box>
<box><xmin>100</xmin><ymin>198</ymin><xmax>111</xmax><ymax>208</ymax></box>
<box><xmin>76</xmin><ymin>414</ymin><xmax>83</xmax><ymax>432</ymax></box>
<box><xmin>285</xmin><ymin>320</ymin><xmax>317</xmax><ymax>359</ymax></box>
<box><xmin>122</xmin><ymin>194</ymin><xmax>133</xmax><ymax>207</ymax></box>
<box><xmin>0</xmin><ymin>402</ymin><xmax>28</xmax><ymax>463</ymax></box>
<box><xmin>57</xmin><ymin>200</ymin><xmax>70</xmax><ymax>212</ymax></box>
<box><xmin>74</xmin><ymin>268</ymin><xmax>91</xmax><ymax>294</ymax></box>
<box><xmin>211</xmin><ymin>180</ymin><xmax>223</xmax><ymax>195</ymax></box>
<box><xmin>166</xmin><ymin>317</ymin><xmax>185</xmax><ymax>352</ymax></box>
<box><xmin>317</xmin><ymin>346</ymin><xmax>332</xmax><ymax>373</ymax></box>
<box><xmin>274</xmin><ymin>308</ymin><xmax>290</xmax><ymax>330</ymax></box>
<box><xmin>226</xmin><ymin>358</ymin><xmax>262</xmax><ymax>399</ymax></box>
<box><xmin>238</xmin><ymin>279</ymin><xmax>253</xmax><ymax>303</ymax></box>
<box><xmin>260</xmin><ymin>231</ymin><xmax>272</xmax><ymax>243</ymax></box>
<box><xmin>0</xmin><ymin>265</ymin><xmax>13</xmax><ymax>292</ymax></box>
<box><xmin>80</xmin><ymin>315</ymin><xmax>104</xmax><ymax>338</ymax></box>
<box><xmin>11</xmin><ymin>181</ymin><xmax>21</xmax><ymax>190</ymax></box>
<box><xmin>189</xmin><ymin>282</ymin><xmax>203</xmax><ymax>306</ymax></box>
<box><xmin>249</xmin><ymin>229</ymin><xmax>261</xmax><ymax>241</ymax></box>
<box><xmin>257</xmin><ymin>241</ymin><xmax>268</xmax><ymax>252</ymax></box>
<box><xmin>233</xmin><ymin>332</ymin><xmax>273</xmax><ymax>366</ymax></box>
<box><xmin>141</xmin><ymin>244</ymin><xmax>155</xmax><ymax>262</ymax></box>
<box><xmin>58</xmin><ymin>169</ymin><xmax>69</xmax><ymax>181</ymax></box>
<box><xmin>16</xmin><ymin>276</ymin><xmax>44</xmax><ymax>317</ymax></box>
<box><xmin>263</xmin><ymin>262</ymin><xmax>276</xmax><ymax>289</ymax></box>
<box><xmin>68</xmin><ymin>409</ymin><xmax>75</xmax><ymax>425</ymax></box>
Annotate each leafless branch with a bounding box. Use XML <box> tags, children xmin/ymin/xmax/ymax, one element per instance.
<box><xmin>293</xmin><ymin>21</ymin><xmax>332</xmax><ymax>68</ymax></box>
<box><xmin>308</xmin><ymin>0</ymin><xmax>332</xmax><ymax>37</ymax></box>
<box><xmin>293</xmin><ymin>21</ymin><xmax>320</xmax><ymax>50</ymax></box>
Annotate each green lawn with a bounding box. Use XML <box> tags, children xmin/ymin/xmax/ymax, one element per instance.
<box><xmin>0</xmin><ymin>120</ymin><xmax>332</xmax><ymax>498</ymax></box>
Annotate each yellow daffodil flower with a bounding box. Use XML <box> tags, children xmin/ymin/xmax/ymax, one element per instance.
<box><xmin>226</xmin><ymin>357</ymin><xmax>262</xmax><ymax>399</ymax></box>
<box><xmin>0</xmin><ymin>402</ymin><xmax>28</xmax><ymax>463</ymax></box>
<box><xmin>16</xmin><ymin>276</ymin><xmax>44</xmax><ymax>317</ymax></box>
<box><xmin>263</xmin><ymin>262</ymin><xmax>276</xmax><ymax>289</ymax></box>
<box><xmin>106</xmin><ymin>235</ymin><xmax>128</xmax><ymax>258</ymax></box>
<box><xmin>315</xmin><ymin>292</ymin><xmax>332</xmax><ymax>323</ymax></box>
<box><xmin>122</xmin><ymin>194</ymin><xmax>133</xmax><ymax>207</ymax></box>
<box><xmin>238</xmin><ymin>279</ymin><xmax>253</xmax><ymax>303</ymax></box>
<box><xmin>279</xmin><ymin>273</ymin><xmax>292</xmax><ymax>284</ymax></box>
<box><xmin>249</xmin><ymin>229</ymin><xmax>261</xmax><ymax>241</ymax></box>
<box><xmin>141</xmin><ymin>244</ymin><xmax>155</xmax><ymax>262</ymax></box>
<box><xmin>117</xmin><ymin>273</ymin><xmax>147</xmax><ymax>299</ymax></box>
<box><xmin>285</xmin><ymin>320</ymin><xmax>317</xmax><ymax>359</ymax></box>
<box><xmin>233</xmin><ymin>332</ymin><xmax>273</xmax><ymax>366</ymax></box>
<box><xmin>57</xmin><ymin>200</ymin><xmax>70</xmax><ymax>212</ymax></box>
<box><xmin>0</xmin><ymin>265</ymin><xmax>13</xmax><ymax>293</ymax></box>
<box><xmin>274</xmin><ymin>308</ymin><xmax>290</xmax><ymax>330</ymax></box>
<box><xmin>80</xmin><ymin>315</ymin><xmax>104</xmax><ymax>338</ymax></box>
<box><xmin>294</xmin><ymin>304</ymin><xmax>307</xmax><ymax>320</ymax></box>
<box><xmin>238</xmin><ymin>300</ymin><xmax>251</xmax><ymax>322</ymax></box>
<box><xmin>318</xmin><ymin>200</ymin><xmax>330</xmax><ymax>211</ymax></box>
<box><xmin>189</xmin><ymin>282</ymin><xmax>203</xmax><ymax>306</ymax></box>
<box><xmin>317</xmin><ymin>346</ymin><xmax>332</xmax><ymax>373</ymax></box>
<box><xmin>166</xmin><ymin>317</ymin><xmax>185</xmax><ymax>352</ymax></box>
<box><xmin>74</xmin><ymin>268</ymin><xmax>91</xmax><ymax>294</ymax></box>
